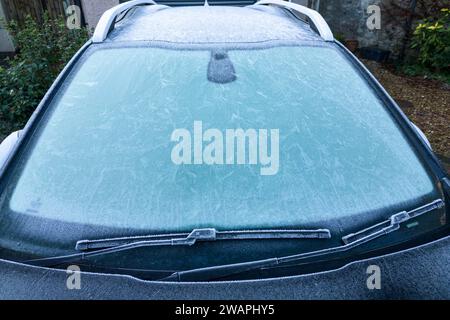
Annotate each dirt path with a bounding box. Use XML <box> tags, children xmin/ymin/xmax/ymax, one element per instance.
<box><xmin>363</xmin><ymin>60</ymin><xmax>450</xmax><ymax>173</ymax></box>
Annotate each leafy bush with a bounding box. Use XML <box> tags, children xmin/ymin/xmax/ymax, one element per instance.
<box><xmin>400</xmin><ymin>63</ymin><xmax>450</xmax><ymax>84</ymax></box>
<box><xmin>411</xmin><ymin>8</ymin><xmax>450</xmax><ymax>70</ymax></box>
<box><xmin>0</xmin><ymin>13</ymin><xmax>88</xmax><ymax>138</ymax></box>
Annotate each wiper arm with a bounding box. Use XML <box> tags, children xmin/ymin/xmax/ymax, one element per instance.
<box><xmin>341</xmin><ymin>199</ymin><xmax>443</xmax><ymax>245</ymax></box>
<box><xmin>76</xmin><ymin>228</ymin><xmax>331</xmax><ymax>251</ymax></box>
<box><xmin>163</xmin><ymin>199</ymin><xmax>444</xmax><ymax>282</ymax></box>
<box><xmin>25</xmin><ymin>228</ymin><xmax>331</xmax><ymax>268</ymax></box>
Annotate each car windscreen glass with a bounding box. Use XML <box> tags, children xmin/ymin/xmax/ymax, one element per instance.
<box><xmin>0</xmin><ymin>44</ymin><xmax>440</xmax><ymax>242</ymax></box>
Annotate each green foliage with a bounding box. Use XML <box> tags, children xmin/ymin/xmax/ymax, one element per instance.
<box><xmin>400</xmin><ymin>63</ymin><xmax>450</xmax><ymax>84</ymax></box>
<box><xmin>411</xmin><ymin>8</ymin><xmax>450</xmax><ymax>70</ymax></box>
<box><xmin>0</xmin><ymin>13</ymin><xmax>88</xmax><ymax>138</ymax></box>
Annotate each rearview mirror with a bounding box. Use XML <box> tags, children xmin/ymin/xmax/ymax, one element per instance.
<box><xmin>0</xmin><ymin>131</ymin><xmax>22</xmax><ymax>170</ymax></box>
<box><xmin>411</xmin><ymin>122</ymin><xmax>432</xmax><ymax>150</ymax></box>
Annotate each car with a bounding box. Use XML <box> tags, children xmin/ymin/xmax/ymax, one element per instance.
<box><xmin>0</xmin><ymin>0</ymin><xmax>449</xmax><ymax>299</ymax></box>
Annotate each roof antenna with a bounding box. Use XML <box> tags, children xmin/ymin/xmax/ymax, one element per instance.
<box><xmin>204</xmin><ymin>0</ymin><xmax>209</xmax><ymax>7</ymax></box>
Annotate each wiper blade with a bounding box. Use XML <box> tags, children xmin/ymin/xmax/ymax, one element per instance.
<box><xmin>163</xmin><ymin>199</ymin><xmax>444</xmax><ymax>282</ymax></box>
<box><xmin>342</xmin><ymin>199</ymin><xmax>443</xmax><ymax>245</ymax></box>
<box><xmin>25</xmin><ymin>228</ymin><xmax>331</xmax><ymax>268</ymax></box>
<box><xmin>76</xmin><ymin>228</ymin><xmax>331</xmax><ymax>251</ymax></box>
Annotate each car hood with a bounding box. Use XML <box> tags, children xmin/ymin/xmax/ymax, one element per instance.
<box><xmin>1</xmin><ymin>235</ymin><xmax>450</xmax><ymax>300</ymax></box>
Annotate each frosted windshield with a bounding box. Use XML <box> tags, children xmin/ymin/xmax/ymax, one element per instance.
<box><xmin>6</xmin><ymin>45</ymin><xmax>437</xmax><ymax>231</ymax></box>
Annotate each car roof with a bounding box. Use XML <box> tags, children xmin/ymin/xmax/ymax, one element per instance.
<box><xmin>106</xmin><ymin>5</ymin><xmax>324</xmax><ymax>44</ymax></box>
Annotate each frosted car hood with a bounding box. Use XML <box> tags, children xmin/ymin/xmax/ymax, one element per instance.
<box><xmin>1</xmin><ymin>235</ymin><xmax>449</xmax><ymax>300</ymax></box>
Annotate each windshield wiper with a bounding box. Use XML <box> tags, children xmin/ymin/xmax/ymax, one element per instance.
<box><xmin>25</xmin><ymin>228</ymin><xmax>331</xmax><ymax>268</ymax></box>
<box><xmin>24</xmin><ymin>199</ymin><xmax>444</xmax><ymax>275</ymax></box>
<box><xmin>162</xmin><ymin>199</ymin><xmax>444</xmax><ymax>282</ymax></box>
<box><xmin>76</xmin><ymin>228</ymin><xmax>331</xmax><ymax>251</ymax></box>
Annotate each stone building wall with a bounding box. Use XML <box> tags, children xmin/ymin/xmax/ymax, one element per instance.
<box><xmin>319</xmin><ymin>0</ymin><xmax>403</xmax><ymax>56</ymax></box>
<box><xmin>80</xmin><ymin>0</ymin><xmax>119</xmax><ymax>30</ymax></box>
<box><xmin>318</xmin><ymin>0</ymin><xmax>448</xmax><ymax>59</ymax></box>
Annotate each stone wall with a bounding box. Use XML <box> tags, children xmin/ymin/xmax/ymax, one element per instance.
<box><xmin>318</xmin><ymin>0</ymin><xmax>448</xmax><ymax>59</ymax></box>
<box><xmin>80</xmin><ymin>0</ymin><xmax>119</xmax><ymax>30</ymax></box>
<box><xmin>319</xmin><ymin>0</ymin><xmax>402</xmax><ymax>55</ymax></box>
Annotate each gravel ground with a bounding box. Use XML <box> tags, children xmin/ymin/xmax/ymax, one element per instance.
<box><xmin>362</xmin><ymin>59</ymin><xmax>450</xmax><ymax>174</ymax></box>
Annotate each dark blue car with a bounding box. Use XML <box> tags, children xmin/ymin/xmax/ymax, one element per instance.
<box><xmin>0</xmin><ymin>0</ymin><xmax>449</xmax><ymax>299</ymax></box>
